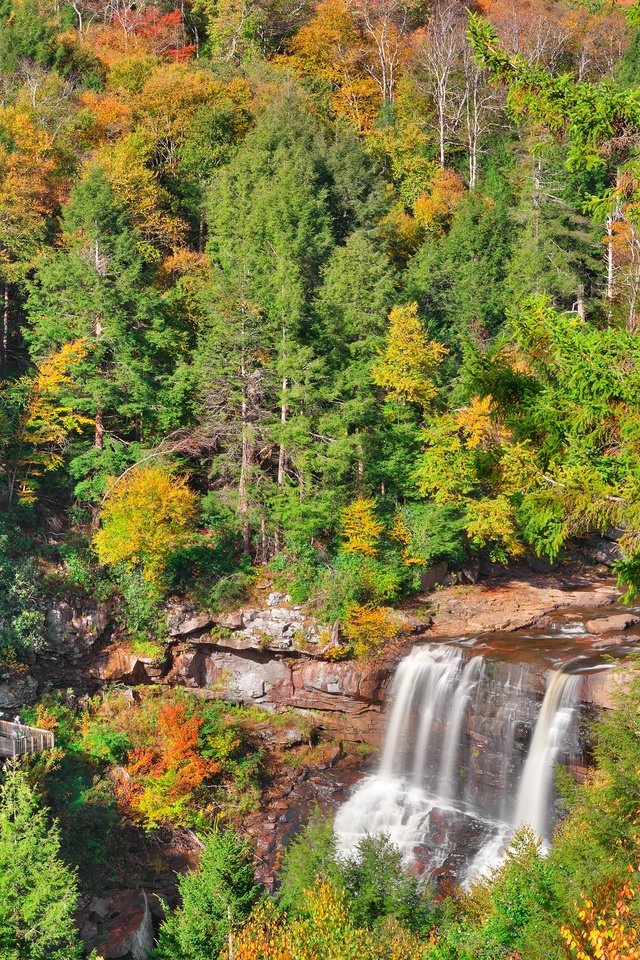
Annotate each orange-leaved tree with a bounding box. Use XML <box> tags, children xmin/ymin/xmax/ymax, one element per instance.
<box><xmin>561</xmin><ymin>867</ymin><xmax>640</xmax><ymax>960</ymax></box>
<box><xmin>119</xmin><ymin>699</ymin><xmax>217</xmax><ymax>828</ymax></box>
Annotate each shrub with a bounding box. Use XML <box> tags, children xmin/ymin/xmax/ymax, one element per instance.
<box><xmin>0</xmin><ymin>519</ymin><xmax>46</xmax><ymax>663</ymax></box>
<box><xmin>342</xmin><ymin>603</ymin><xmax>403</xmax><ymax>658</ymax></box>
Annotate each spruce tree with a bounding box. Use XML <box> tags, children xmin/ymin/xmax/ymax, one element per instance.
<box><xmin>153</xmin><ymin>829</ymin><xmax>260</xmax><ymax>960</ymax></box>
<box><xmin>24</xmin><ymin>167</ymin><xmax>175</xmax><ymax>500</ymax></box>
<box><xmin>0</xmin><ymin>764</ymin><xmax>85</xmax><ymax>960</ymax></box>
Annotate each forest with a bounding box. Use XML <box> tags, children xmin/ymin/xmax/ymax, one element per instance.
<box><xmin>3</xmin><ymin>0</ymin><xmax>640</xmax><ymax>955</ymax></box>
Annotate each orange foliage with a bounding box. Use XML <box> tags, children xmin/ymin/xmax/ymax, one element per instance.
<box><xmin>286</xmin><ymin>0</ymin><xmax>380</xmax><ymax>129</ymax></box>
<box><xmin>561</xmin><ymin>867</ymin><xmax>640</xmax><ymax>960</ymax></box>
<box><xmin>0</xmin><ymin>107</ymin><xmax>59</xmax><ymax>278</ymax></box>
<box><xmin>79</xmin><ymin>91</ymin><xmax>133</xmax><ymax>146</ymax></box>
<box><xmin>119</xmin><ymin>700</ymin><xmax>218</xmax><ymax>828</ymax></box>
<box><xmin>413</xmin><ymin>167</ymin><xmax>465</xmax><ymax>232</ymax></box>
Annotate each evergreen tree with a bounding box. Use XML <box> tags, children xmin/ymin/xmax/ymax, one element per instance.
<box><xmin>404</xmin><ymin>190</ymin><xmax>513</xmax><ymax>349</ymax></box>
<box><xmin>153</xmin><ymin>829</ymin><xmax>260</xmax><ymax>960</ymax></box>
<box><xmin>202</xmin><ymin>97</ymin><xmax>336</xmax><ymax>555</ymax></box>
<box><xmin>24</xmin><ymin>167</ymin><xmax>178</xmax><ymax>500</ymax></box>
<box><xmin>314</xmin><ymin>230</ymin><xmax>399</xmax><ymax>497</ymax></box>
<box><xmin>0</xmin><ymin>764</ymin><xmax>85</xmax><ymax>960</ymax></box>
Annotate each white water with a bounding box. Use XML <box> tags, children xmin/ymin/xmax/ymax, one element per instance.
<box><xmin>334</xmin><ymin>644</ymin><xmax>582</xmax><ymax>883</ymax></box>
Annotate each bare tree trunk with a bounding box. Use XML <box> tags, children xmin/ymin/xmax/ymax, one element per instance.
<box><xmin>238</xmin><ymin>310</ymin><xmax>253</xmax><ymax>557</ymax></box>
<box><xmin>2</xmin><ymin>284</ymin><xmax>9</xmax><ymax>370</ymax></box>
<box><xmin>94</xmin><ymin>316</ymin><xmax>104</xmax><ymax>451</ymax></box>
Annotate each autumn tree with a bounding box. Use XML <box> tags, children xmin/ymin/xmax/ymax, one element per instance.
<box><xmin>94</xmin><ymin>464</ymin><xmax>197</xmax><ymax>584</ymax></box>
<box><xmin>372</xmin><ymin>302</ymin><xmax>446</xmax><ymax>410</ymax></box>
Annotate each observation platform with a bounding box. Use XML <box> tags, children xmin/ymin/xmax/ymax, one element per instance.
<box><xmin>0</xmin><ymin>719</ymin><xmax>54</xmax><ymax>757</ymax></box>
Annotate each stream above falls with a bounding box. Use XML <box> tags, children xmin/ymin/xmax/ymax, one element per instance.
<box><xmin>334</xmin><ymin>600</ymin><xmax>640</xmax><ymax>886</ymax></box>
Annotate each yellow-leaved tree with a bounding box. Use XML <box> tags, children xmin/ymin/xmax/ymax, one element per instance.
<box><xmin>341</xmin><ymin>496</ymin><xmax>383</xmax><ymax>557</ymax></box>
<box><xmin>94</xmin><ymin>465</ymin><xmax>197</xmax><ymax>583</ymax></box>
<box><xmin>372</xmin><ymin>302</ymin><xmax>447</xmax><ymax>410</ymax></box>
<box><xmin>14</xmin><ymin>339</ymin><xmax>93</xmax><ymax>503</ymax></box>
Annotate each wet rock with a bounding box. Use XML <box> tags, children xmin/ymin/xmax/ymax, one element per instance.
<box><xmin>429</xmin><ymin>575</ymin><xmax>618</xmax><ymax>637</ymax></box>
<box><xmin>95</xmin><ymin>889</ymin><xmax>154</xmax><ymax>960</ymax></box>
<box><xmin>585</xmin><ymin>614</ymin><xmax>640</xmax><ymax>635</ymax></box>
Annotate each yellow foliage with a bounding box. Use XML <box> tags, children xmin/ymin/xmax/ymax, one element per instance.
<box><xmin>390</xmin><ymin>513</ymin><xmax>423</xmax><ymax>566</ymax></box>
<box><xmin>343</xmin><ymin>603</ymin><xmax>402</xmax><ymax>658</ymax></box>
<box><xmin>23</xmin><ymin>339</ymin><xmax>93</xmax><ymax>453</ymax></box>
<box><xmin>372</xmin><ymin>302</ymin><xmax>447</xmax><ymax>410</ymax></box>
<box><xmin>464</xmin><ymin>496</ymin><xmax>524</xmax><ymax>560</ymax></box>
<box><xmin>561</xmin><ymin>867</ymin><xmax>640</xmax><ymax>960</ymax></box>
<box><xmin>455</xmin><ymin>395</ymin><xmax>510</xmax><ymax>449</ymax></box>
<box><xmin>17</xmin><ymin>339</ymin><xmax>94</xmax><ymax>501</ymax></box>
<box><xmin>233</xmin><ymin>881</ymin><xmax>428</xmax><ymax>959</ymax></box>
<box><xmin>341</xmin><ymin>497</ymin><xmax>383</xmax><ymax>557</ymax></box>
<box><xmin>285</xmin><ymin>0</ymin><xmax>380</xmax><ymax>130</ymax></box>
<box><xmin>413</xmin><ymin>167</ymin><xmax>465</xmax><ymax>232</ymax></box>
<box><xmin>94</xmin><ymin>465</ymin><xmax>197</xmax><ymax>582</ymax></box>
<box><xmin>92</xmin><ymin>132</ymin><xmax>186</xmax><ymax>256</ymax></box>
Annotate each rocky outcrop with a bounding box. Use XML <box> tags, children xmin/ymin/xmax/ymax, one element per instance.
<box><xmin>81</xmin><ymin>889</ymin><xmax>154</xmax><ymax>960</ymax></box>
<box><xmin>32</xmin><ymin>573</ymin><xmax>639</xmax><ymax>741</ymax></box>
<box><xmin>429</xmin><ymin>573</ymin><xmax>618</xmax><ymax>637</ymax></box>
<box><xmin>584</xmin><ymin>613</ymin><xmax>640</xmax><ymax>635</ymax></box>
<box><xmin>166</xmin><ymin>592</ymin><xmax>324</xmax><ymax>653</ymax></box>
<box><xmin>46</xmin><ymin>597</ymin><xmax>112</xmax><ymax>658</ymax></box>
<box><xmin>0</xmin><ymin>671</ymin><xmax>37</xmax><ymax>711</ymax></box>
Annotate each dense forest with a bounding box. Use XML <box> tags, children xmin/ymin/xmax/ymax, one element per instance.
<box><xmin>3</xmin><ymin>0</ymin><xmax>640</xmax><ymax>956</ymax></box>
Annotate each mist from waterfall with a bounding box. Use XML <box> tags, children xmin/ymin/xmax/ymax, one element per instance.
<box><xmin>334</xmin><ymin>644</ymin><xmax>582</xmax><ymax>884</ymax></box>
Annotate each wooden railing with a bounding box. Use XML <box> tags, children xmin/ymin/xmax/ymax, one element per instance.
<box><xmin>0</xmin><ymin>720</ymin><xmax>55</xmax><ymax>758</ymax></box>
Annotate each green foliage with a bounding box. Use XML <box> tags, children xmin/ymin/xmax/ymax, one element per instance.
<box><xmin>340</xmin><ymin>833</ymin><xmax>435</xmax><ymax>936</ymax></box>
<box><xmin>0</xmin><ymin>764</ymin><xmax>85</xmax><ymax>960</ymax></box>
<box><xmin>153</xmin><ymin>829</ymin><xmax>261</xmax><ymax>960</ymax></box>
<box><xmin>0</xmin><ymin>518</ymin><xmax>45</xmax><ymax>663</ymax></box>
<box><xmin>277</xmin><ymin>811</ymin><xmax>342</xmax><ymax>913</ymax></box>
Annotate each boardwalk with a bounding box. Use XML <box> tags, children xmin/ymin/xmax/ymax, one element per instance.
<box><xmin>0</xmin><ymin>719</ymin><xmax>54</xmax><ymax>758</ymax></box>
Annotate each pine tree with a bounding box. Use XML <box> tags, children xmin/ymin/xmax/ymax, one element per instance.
<box><xmin>0</xmin><ymin>764</ymin><xmax>85</xmax><ymax>960</ymax></box>
<box><xmin>24</xmin><ymin>167</ymin><xmax>176</xmax><ymax>501</ymax></box>
<box><xmin>153</xmin><ymin>829</ymin><xmax>261</xmax><ymax>960</ymax></box>
<box><xmin>201</xmin><ymin>97</ymin><xmax>335</xmax><ymax>556</ymax></box>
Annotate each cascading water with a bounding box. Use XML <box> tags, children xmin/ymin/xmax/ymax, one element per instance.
<box><xmin>334</xmin><ymin>643</ymin><xmax>583</xmax><ymax>884</ymax></box>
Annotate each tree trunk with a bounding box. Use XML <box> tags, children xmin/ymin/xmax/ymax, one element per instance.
<box><xmin>2</xmin><ymin>284</ymin><xmax>9</xmax><ymax>370</ymax></box>
<box><xmin>94</xmin><ymin>316</ymin><xmax>104</xmax><ymax>450</ymax></box>
<box><xmin>239</xmin><ymin>311</ymin><xmax>252</xmax><ymax>558</ymax></box>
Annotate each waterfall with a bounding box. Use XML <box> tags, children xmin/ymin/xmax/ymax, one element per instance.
<box><xmin>334</xmin><ymin>643</ymin><xmax>582</xmax><ymax>883</ymax></box>
<box><xmin>513</xmin><ymin>671</ymin><xmax>581</xmax><ymax>838</ymax></box>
